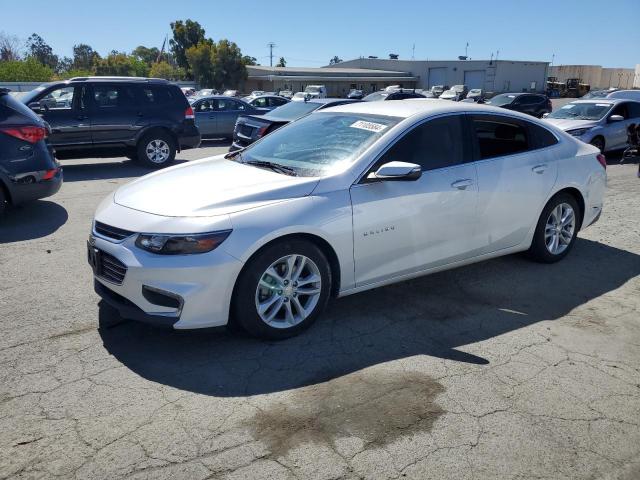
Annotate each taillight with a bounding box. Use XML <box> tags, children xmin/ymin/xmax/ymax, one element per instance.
<box><xmin>41</xmin><ymin>168</ymin><xmax>59</xmax><ymax>181</ymax></box>
<box><xmin>596</xmin><ymin>153</ymin><xmax>607</xmax><ymax>170</ymax></box>
<box><xmin>0</xmin><ymin>125</ymin><xmax>47</xmax><ymax>144</ymax></box>
<box><xmin>184</xmin><ymin>106</ymin><xmax>195</xmax><ymax>120</ymax></box>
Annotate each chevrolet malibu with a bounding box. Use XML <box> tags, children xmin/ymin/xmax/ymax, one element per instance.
<box><xmin>90</xmin><ymin>100</ymin><xmax>606</xmax><ymax>339</ymax></box>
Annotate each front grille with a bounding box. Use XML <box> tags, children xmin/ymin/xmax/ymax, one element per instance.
<box><xmin>98</xmin><ymin>252</ymin><xmax>127</xmax><ymax>285</ymax></box>
<box><xmin>94</xmin><ymin>221</ymin><xmax>134</xmax><ymax>241</ymax></box>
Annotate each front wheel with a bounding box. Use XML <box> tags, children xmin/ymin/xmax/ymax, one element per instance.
<box><xmin>232</xmin><ymin>240</ymin><xmax>331</xmax><ymax>339</ymax></box>
<box><xmin>527</xmin><ymin>193</ymin><xmax>580</xmax><ymax>263</ymax></box>
<box><xmin>136</xmin><ymin>132</ymin><xmax>176</xmax><ymax>168</ymax></box>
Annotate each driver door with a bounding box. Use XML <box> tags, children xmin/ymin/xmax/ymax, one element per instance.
<box><xmin>33</xmin><ymin>85</ymin><xmax>91</xmax><ymax>147</ymax></box>
<box><xmin>350</xmin><ymin>114</ymin><xmax>479</xmax><ymax>287</ymax></box>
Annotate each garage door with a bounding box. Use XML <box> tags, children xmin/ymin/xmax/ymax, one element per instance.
<box><xmin>428</xmin><ymin>68</ymin><xmax>447</xmax><ymax>88</ymax></box>
<box><xmin>464</xmin><ymin>70</ymin><xmax>486</xmax><ymax>89</ymax></box>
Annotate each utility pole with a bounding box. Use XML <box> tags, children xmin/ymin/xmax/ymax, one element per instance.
<box><xmin>465</xmin><ymin>42</ymin><xmax>469</xmax><ymax>58</ymax></box>
<box><xmin>267</xmin><ymin>42</ymin><xmax>276</xmax><ymax>67</ymax></box>
<box><xmin>412</xmin><ymin>43</ymin><xmax>415</xmax><ymax>60</ymax></box>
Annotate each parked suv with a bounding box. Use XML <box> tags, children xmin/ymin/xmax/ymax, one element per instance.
<box><xmin>21</xmin><ymin>77</ymin><xmax>201</xmax><ymax>168</ymax></box>
<box><xmin>0</xmin><ymin>88</ymin><xmax>62</xmax><ymax>215</ymax></box>
<box><xmin>485</xmin><ymin>93</ymin><xmax>552</xmax><ymax>118</ymax></box>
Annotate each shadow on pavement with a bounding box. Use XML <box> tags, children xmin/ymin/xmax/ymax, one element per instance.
<box><xmin>0</xmin><ymin>200</ymin><xmax>68</xmax><ymax>243</ymax></box>
<box><xmin>61</xmin><ymin>159</ymin><xmax>188</xmax><ymax>183</ymax></box>
<box><xmin>99</xmin><ymin>238</ymin><xmax>640</xmax><ymax>397</ymax></box>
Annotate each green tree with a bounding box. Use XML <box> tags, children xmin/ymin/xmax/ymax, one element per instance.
<box><xmin>0</xmin><ymin>58</ymin><xmax>53</xmax><ymax>82</ymax></box>
<box><xmin>329</xmin><ymin>56</ymin><xmax>343</xmax><ymax>65</ymax></box>
<box><xmin>26</xmin><ymin>33</ymin><xmax>58</xmax><ymax>69</ymax></box>
<box><xmin>169</xmin><ymin>20</ymin><xmax>207</xmax><ymax>73</ymax></box>
<box><xmin>276</xmin><ymin>57</ymin><xmax>286</xmax><ymax>67</ymax></box>
<box><xmin>132</xmin><ymin>45</ymin><xmax>162</xmax><ymax>65</ymax></box>
<box><xmin>72</xmin><ymin>44</ymin><xmax>99</xmax><ymax>70</ymax></box>
<box><xmin>210</xmin><ymin>39</ymin><xmax>248</xmax><ymax>90</ymax></box>
<box><xmin>149</xmin><ymin>61</ymin><xmax>184</xmax><ymax>80</ymax></box>
<box><xmin>185</xmin><ymin>42</ymin><xmax>215</xmax><ymax>87</ymax></box>
<box><xmin>242</xmin><ymin>55</ymin><xmax>258</xmax><ymax>66</ymax></box>
<box><xmin>94</xmin><ymin>52</ymin><xmax>149</xmax><ymax>77</ymax></box>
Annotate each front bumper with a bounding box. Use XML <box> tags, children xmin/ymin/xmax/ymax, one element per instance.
<box><xmin>91</xmin><ymin>232</ymin><xmax>244</xmax><ymax>329</ymax></box>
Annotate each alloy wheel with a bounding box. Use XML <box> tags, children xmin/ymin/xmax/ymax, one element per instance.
<box><xmin>544</xmin><ymin>202</ymin><xmax>575</xmax><ymax>255</ymax></box>
<box><xmin>254</xmin><ymin>254</ymin><xmax>322</xmax><ymax>329</ymax></box>
<box><xmin>145</xmin><ymin>139</ymin><xmax>170</xmax><ymax>164</ymax></box>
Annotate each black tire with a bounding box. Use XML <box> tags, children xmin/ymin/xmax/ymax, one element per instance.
<box><xmin>136</xmin><ymin>131</ymin><xmax>176</xmax><ymax>168</ymax></box>
<box><xmin>527</xmin><ymin>193</ymin><xmax>580</xmax><ymax>263</ymax></box>
<box><xmin>231</xmin><ymin>239</ymin><xmax>332</xmax><ymax>340</ymax></box>
<box><xmin>590</xmin><ymin>136</ymin><xmax>605</xmax><ymax>153</ymax></box>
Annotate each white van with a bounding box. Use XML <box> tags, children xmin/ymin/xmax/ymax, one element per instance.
<box><xmin>303</xmin><ymin>85</ymin><xmax>327</xmax><ymax>98</ymax></box>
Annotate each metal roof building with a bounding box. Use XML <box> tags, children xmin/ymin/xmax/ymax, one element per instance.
<box><xmin>245</xmin><ymin>65</ymin><xmax>418</xmax><ymax>96</ymax></box>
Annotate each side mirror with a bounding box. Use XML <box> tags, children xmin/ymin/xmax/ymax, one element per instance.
<box><xmin>28</xmin><ymin>101</ymin><xmax>43</xmax><ymax>113</ymax></box>
<box><xmin>609</xmin><ymin>114</ymin><xmax>624</xmax><ymax>123</ymax></box>
<box><xmin>542</xmin><ymin>113</ymin><xmax>550</xmax><ymax>118</ymax></box>
<box><xmin>368</xmin><ymin>161</ymin><xmax>422</xmax><ymax>182</ymax></box>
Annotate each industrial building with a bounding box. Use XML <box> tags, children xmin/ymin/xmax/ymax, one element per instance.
<box><xmin>335</xmin><ymin>58</ymin><xmax>549</xmax><ymax>94</ymax></box>
<box><xmin>245</xmin><ymin>65</ymin><xmax>418</xmax><ymax>97</ymax></box>
<box><xmin>245</xmin><ymin>58</ymin><xmax>549</xmax><ymax>95</ymax></box>
<box><xmin>548</xmin><ymin>64</ymin><xmax>639</xmax><ymax>90</ymax></box>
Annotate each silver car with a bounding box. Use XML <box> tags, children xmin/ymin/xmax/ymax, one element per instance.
<box><xmin>544</xmin><ymin>98</ymin><xmax>640</xmax><ymax>152</ymax></box>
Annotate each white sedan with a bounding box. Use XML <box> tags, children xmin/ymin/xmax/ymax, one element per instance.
<box><xmin>89</xmin><ymin>100</ymin><xmax>606</xmax><ymax>339</ymax></box>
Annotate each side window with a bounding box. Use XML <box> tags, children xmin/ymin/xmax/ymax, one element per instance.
<box><xmin>139</xmin><ymin>87</ymin><xmax>155</xmax><ymax>104</ymax></box>
<box><xmin>270</xmin><ymin>97</ymin><xmax>286</xmax><ymax>107</ymax></box>
<box><xmin>528</xmin><ymin>123</ymin><xmax>559</xmax><ymax>149</ymax></box>
<box><xmin>195</xmin><ymin>100</ymin><xmax>213</xmax><ymax>112</ymax></box>
<box><xmin>39</xmin><ymin>86</ymin><xmax>77</xmax><ymax>111</ymax></box>
<box><xmin>378</xmin><ymin>115</ymin><xmax>465</xmax><ymax>171</ymax></box>
<box><xmin>92</xmin><ymin>85</ymin><xmax>135</xmax><ymax>109</ymax></box>
<box><xmin>611</xmin><ymin>103</ymin><xmax>629</xmax><ymax>119</ymax></box>
<box><xmin>627</xmin><ymin>102</ymin><xmax>640</xmax><ymax>119</ymax></box>
<box><xmin>471</xmin><ymin>115</ymin><xmax>530</xmax><ymax>159</ymax></box>
<box><xmin>253</xmin><ymin>97</ymin><xmax>268</xmax><ymax>108</ymax></box>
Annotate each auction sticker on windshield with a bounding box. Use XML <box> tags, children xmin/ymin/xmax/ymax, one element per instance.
<box><xmin>350</xmin><ymin>120</ymin><xmax>388</xmax><ymax>133</ymax></box>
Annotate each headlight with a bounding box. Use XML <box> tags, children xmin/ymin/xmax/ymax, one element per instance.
<box><xmin>135</xmin><ymin>230</ymin><xmax>232</xmax><ymax>255</ymax></box>
<box><xmin>567</xmin><ymin>128</ymin><xmax>592</xmax><ymax>137</ymax></box>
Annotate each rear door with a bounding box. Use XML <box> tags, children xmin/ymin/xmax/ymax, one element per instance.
<box><xmin>470</xmin><ymin>114</ymin><xmax>558</xmax><ymax>254</ymax></box>
<box><xmin>33</xmin><ymin>85</ymin><xmax>92</xmax><ymax>147</ymax></box>
<box><xmin>215</xmin><ymin>99</ymin><xmax>250</xmax><ymax>136</ymax></box>
<box><xmin>88</xmin><ymin>83</ymin><xmax>142</xmax><ymax>145</ymax></box>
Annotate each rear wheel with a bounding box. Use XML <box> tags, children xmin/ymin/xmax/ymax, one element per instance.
<box><xmin>527</xmin><ymin>193</ymin><xmax>580</xmax><ymax>263</ymax></box>
<box><xmin>590</xmin><ymin>136</ymin><xmax>605</xmax><ymax>153</ymax></box>
<box><xmin>136</xmin><ymin>131</ymin><xmax>176</xmax><ymax>168</ymax></box>
<box><xmin>232</xmin><ymin>240</ymin><xmax>331</xmax><ymax>339</ymax></box>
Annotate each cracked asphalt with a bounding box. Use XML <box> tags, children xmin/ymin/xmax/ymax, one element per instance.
<box><xmin>1</xmin><ymin>143</ymin><xmax>639</xmax><ymax>480</ymax></box>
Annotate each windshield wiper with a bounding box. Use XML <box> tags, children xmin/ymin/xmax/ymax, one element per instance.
<box><xmin>243</xmin><ymin>160</ymin><xmax>298</xmax><ymax>176</ymax></box>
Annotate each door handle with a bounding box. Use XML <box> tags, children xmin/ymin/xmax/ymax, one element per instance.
<box><xmin>451</xmin><ymin>179</ymin><xmax>473</xmax><ymax>190</ymax></box>
<box><xmin>76</xmin><ymin>115</ymin><xmax>87</xmax><ymax>120</ymax></box>
<box><xmin>532</xmin><ymin>164</ymin><xmax>547</xmax><ymax>174</ymax></box>
<box><xmin>137</xmin><ymin>112</ymin><xmax>144</xmax><ymax>117</ymax></box>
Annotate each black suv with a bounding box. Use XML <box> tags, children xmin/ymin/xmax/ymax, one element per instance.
<box><xmin>21</xmin><ymin>77</ymin><xmax>201</xmax><ymax>168</ymax></box>
<box><xmin>485</xmin><ymin>93</ymin><xmax>552</xmax><ymax>118</ymax></box>
<box><xmin>1</xmin><ymin>88</ymin><xmax>62</xmax><ymax>215</ymax></box>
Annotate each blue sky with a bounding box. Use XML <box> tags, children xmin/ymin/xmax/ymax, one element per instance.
<box><xmin>2</xmin><ymin>0</ymin><xmax>638</xmax><ymax>68</ymax></box>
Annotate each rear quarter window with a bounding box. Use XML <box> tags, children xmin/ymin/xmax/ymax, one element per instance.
<box><xmin>528</xmin><ymin>122</ymin><xmax>559</xmax><ymax>149</ymax></box>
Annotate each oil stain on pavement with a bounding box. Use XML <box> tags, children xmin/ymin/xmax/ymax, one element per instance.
<box><xmin>247</xmin><ymin>369</ymin><xmax>445</xmax><ymax>457</ymax></box>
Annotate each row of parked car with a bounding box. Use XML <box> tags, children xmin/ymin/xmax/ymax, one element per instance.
<box><xmin>2</xmin><ymin>75</ymin><xmax>639</xmax><ymax>216</ymax></box>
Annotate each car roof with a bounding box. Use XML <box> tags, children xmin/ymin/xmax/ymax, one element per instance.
<box><xmin>570</xmin><ymin>98</ymin><xmax>638</xmax><ymax>105</ymax></box>
<box><xmin>320</xmin><ymin>98</ymin><xmax>548</xmax><ymax>119</ymax></box>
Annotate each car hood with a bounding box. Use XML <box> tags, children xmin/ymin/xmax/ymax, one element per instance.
<box><xmin>544</xmin><ymin>118</ymin><xmax>599</xmax><ymax>131</ymax></box>
<box><xmin>113</xmin><ymin>156</ymin><xmax>320</xmax><ymax>217</ymax></box>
